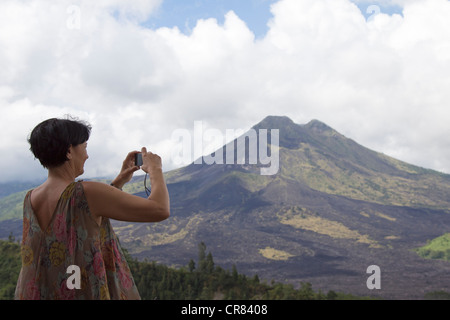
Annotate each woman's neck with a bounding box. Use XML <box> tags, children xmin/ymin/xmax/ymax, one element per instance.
<box><xmin>47</xmin><ymin>164</ymin><xmax>77</xmax><ymax>184</ymax></box>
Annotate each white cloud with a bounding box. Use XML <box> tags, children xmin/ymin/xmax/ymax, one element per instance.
<box><xmin>1</xmin><ymin>0</ymin><xmax>450</xmax><ymax>182</ymax></box>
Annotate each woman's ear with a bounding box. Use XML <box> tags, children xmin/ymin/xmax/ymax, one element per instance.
<box><xmin>66</xmin><ymin>145</ymin><xmax>73</xmax><ymax>160</ymax></box>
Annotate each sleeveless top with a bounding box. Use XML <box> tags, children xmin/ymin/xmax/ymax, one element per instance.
<box><xmin>14</xmin><ymin>181</ymin><xmax>141</xmax><ymax>300</ymax></box>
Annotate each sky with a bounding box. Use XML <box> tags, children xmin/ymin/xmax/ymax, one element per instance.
<box><xmin>1</xmin><ymin>0</ymin><xmax>450</xmax><ymax>183</ymax></box>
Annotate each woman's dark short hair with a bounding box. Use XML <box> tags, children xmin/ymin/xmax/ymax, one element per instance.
<box><xmin>28</xmin><ymin>117</ymin><xmax>92</xmax><ymax>168</ymax></box>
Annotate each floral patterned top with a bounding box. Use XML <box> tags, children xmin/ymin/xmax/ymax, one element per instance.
<box><xmin>14</xmin><ymin>181</ymin><xmax>141</xmax><ymax>300</ymax></box>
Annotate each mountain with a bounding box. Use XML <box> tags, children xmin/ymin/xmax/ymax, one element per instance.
<box><xmin>2</xmin><ymin>116</ymin><xmax>450</xmax><ymax>299</ymax></box>
<box><xmin>0</xmin><ymin>181</ymin><xmax>44</xmax><ymax>199</ymax></box>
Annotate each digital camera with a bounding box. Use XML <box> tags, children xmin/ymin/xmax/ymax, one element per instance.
<box><xmin>135</xmin><ymin>153</ymin><xmax>143</xmax><ymax>166</ymax></box>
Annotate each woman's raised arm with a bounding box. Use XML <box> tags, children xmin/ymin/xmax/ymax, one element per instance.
<box><xmin>82</xmin><ymin>147</ymin><xmax>170</xmax><ymax>223</ymax></box>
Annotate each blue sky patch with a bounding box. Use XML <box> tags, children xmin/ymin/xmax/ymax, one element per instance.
<box><xmin>140</xmin><ymin>1</ymin><xmax>404</xmax><ymax>37</ymax></box>
<box><xmin>142</xmin><ymin>0</ymin><xmax>278</xmax><ymax>38</ymax></box>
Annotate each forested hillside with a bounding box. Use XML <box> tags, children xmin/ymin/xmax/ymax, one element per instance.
<box><xmin>0</xmin><ymin>237</ymin><xmax>21</xmax><ymax>299</ymax></box>
<box><xmin>0</xmin><ymin>239</ymin><xmax>365</xmax><ymax>300</ymax></box>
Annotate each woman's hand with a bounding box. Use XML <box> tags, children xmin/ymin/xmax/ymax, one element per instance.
<box><xmin>140</xmin><ymin>147</ymin><xmax>163</xmax><ymax>175</ymax></box>
<box><xmin>110</xmin><ymin>151</ymin><xmax>141</xmax><ymax>189</ymax></box>
<box><xmin>140</xmin><ymin>147</ymin><xmax>170</xmax><ymax>212</ymax></box>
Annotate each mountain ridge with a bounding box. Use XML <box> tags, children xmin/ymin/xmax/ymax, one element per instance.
<box><xmin>115</xmin><ymin>116</ymin><xmax>450</xmax><ymax>299</ymax></box>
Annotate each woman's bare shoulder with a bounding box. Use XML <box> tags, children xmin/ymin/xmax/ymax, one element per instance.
<box><xmin>81</xmin><ymin>180</ymin><xmax>115</xmax><ymax>190</ymax></box>
<box><xmin>81</xmin><ymin>180</ymin><xmax>125</xmax><ymax>200</ymax></box>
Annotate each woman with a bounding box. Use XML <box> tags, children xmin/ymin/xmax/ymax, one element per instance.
<box><xmin>14</xmin><ymin>117</ymin><xmax>170</xmax><ymax>300</ymax></box>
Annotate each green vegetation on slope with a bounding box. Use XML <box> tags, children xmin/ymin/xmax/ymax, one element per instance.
<box><xmin>0</xmin><ymin>239</ymin><xmax>370</xmax><ymax>300</ymax></box>
<box><xmin>0</xmin><ymin>190</ymin><xmax>28</xmax><ymax>222</ymax></box>
<box><xmin>0</xmin><ymin>236</ymin><xmax>21</xmax><ymax>299</ymax></box>
<box><xmin>279</xmin><ymin>144</ymin><xmax>450</xmax><ymax>210</ymax></box>
<box><xmin>416</xmin><ymin>233</ymin><xmax>450</xmax><ymax>261</ymax></box>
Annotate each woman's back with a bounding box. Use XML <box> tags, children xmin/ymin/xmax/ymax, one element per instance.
<box><xmin>29</xmin><ymin>182</ymin><xmax>75</xmax><ymax>232</ymax></box>
<box><xmin>30</xmin><ymin>181</ymin><xmax>102</xmax><ymax>231</ymax></box>
<box><xmin>14</xmin><ymin>181</ymin><xmax>141</xmax><ymax>300</ymax></box>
